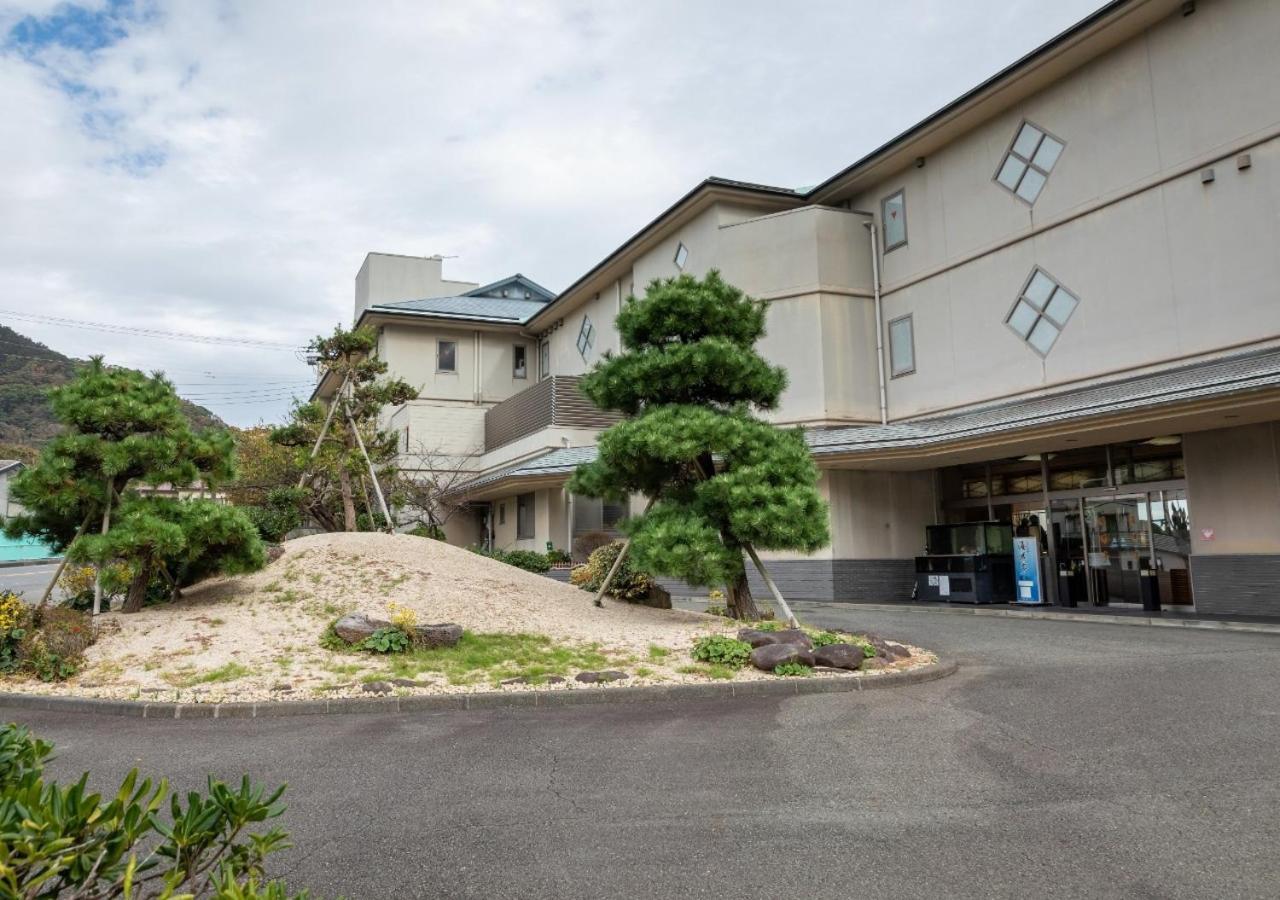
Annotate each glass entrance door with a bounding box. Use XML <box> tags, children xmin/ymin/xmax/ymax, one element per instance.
<box><xmin>1083</xmin><ymin>494</ymin><xmax>1152</xmax><ymax>606</ymax></box>
<box><xmin>1050</xmin><ymin>499</ymin><xmax>1088</xmax><ymax>606</ymax></box>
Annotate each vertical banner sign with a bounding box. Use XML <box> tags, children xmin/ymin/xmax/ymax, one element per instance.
<box><xmin>1013</xmin><ymin>536</ymin><xmax>1044</xmax><ymax>605</ymax></box>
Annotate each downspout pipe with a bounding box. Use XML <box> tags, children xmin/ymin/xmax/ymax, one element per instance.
<box><xmin>863</xmin><ymin>219</ymin><xmax>889</xmax><ymax>426</ymax></box>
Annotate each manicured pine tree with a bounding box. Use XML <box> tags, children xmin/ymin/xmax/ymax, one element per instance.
<box><xmin>568</xmin><ymin>271</ymin><xmax>829</xmax><ymax>619</ymax></box>
<box><xmin>5</xmin><ymin>358</ymin><xmax>264</xmax><ymax>612</ymax></box>
<box><xmin>271</xmin><ymin>325</ymin><xmax>417</xmax><ymax>532</ymax></box>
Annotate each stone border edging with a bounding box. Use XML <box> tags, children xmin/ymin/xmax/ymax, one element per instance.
<box><xmin>0</xmin><ymin>659</ymin><xmax>957</xmax><ymax>720</ymax></box>
<box><xmin>813</xmin><ymin>602</ymin><xmax>1280</xmax><ymax>635</ymax></box>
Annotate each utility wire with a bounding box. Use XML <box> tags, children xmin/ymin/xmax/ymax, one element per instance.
<box><xmin>0</xmin><ymin>309</ymin><xmax>308</xmax><ymax>351</ymax></box>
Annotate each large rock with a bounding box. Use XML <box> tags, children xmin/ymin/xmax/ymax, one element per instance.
<box><xmin>750</xmin><ymin>643</ymin><xmax>815</xmax><ymax>671</ymax></box>
<box><xmin>811</xmin><ymin>643</ymin><xmax>866</xmax><ymax>671</ymax></box>
<box><xmin>574</xmin><ymin>670</ymin><xmax>629</xmax><ymax>684</ymax></box>
<box><xmin>738</xmin><ymin>628</ymin><xmax>813</xmax><ymax>650</ymax></box>
<box><xmin>332</xmin><ymin>613</ymin><xmax>390</xmax><ymax>644</ymax></box>
<box><xmin>412</xmin><ymin>623</ymin><xmax>463</xmax><ymax>649</ymax></box>
<box><xmin>639</xmin><ymin>583</ymin><xmax>672</xmax><ymax>610</ymax></box>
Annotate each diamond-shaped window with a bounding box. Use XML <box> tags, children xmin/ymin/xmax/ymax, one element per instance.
<box><xmin>576</xmin><ymin>315</ymin><xmax>595</xmax><ymax>360</ymax></box>
<box><xmin>994</xmin><ymin>121</ymin><xmax>1065</xmax><ymax>205</ymax></box>
<box><xmin>1005</xmin><ymin>267</ymin><xmax>1078</xmax><ymax>356</ymax></box>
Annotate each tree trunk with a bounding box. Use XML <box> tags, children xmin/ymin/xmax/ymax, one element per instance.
<box><xmin>725</xmin><ymin>567</ymin><xmax>760</xmax><ymax>621</ymax></box>
<box><xmin>338</xmin><ymin>465</ymin><xmax>358</xmax><ymax>532</ymax></box>
<box><xmin>122</xmin><ymin>559</ymin><xmax>153</xmax><ymax>613</ymax></box>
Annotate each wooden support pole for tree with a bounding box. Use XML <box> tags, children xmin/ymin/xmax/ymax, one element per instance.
<box><xmin>92</xmin><ymin>477</ymin><xmax>114</xmax><ymax>616</ymax></box>
<box><xmin>36</xmin><ymin>512</ymin><xmax>93</xmax><ymax>613</ymax></box>
<box><xmin>345</xmin><ymin>403</ymin><xmax>393</xmax><ymax>532</ymax></box>
<box><xmin>744</xmin><ymin>542</ymin><xmax>799</xmax><ymax>628</ymax></box>
<box><xmin>297</xmin><ymin>373</ymin><xmax>349</xmax><ymax>489</ymax></box>
<box><xmin>592</xmin><ymin>497</ymin><xmax>655</xmax><ymax>608</ymax></box>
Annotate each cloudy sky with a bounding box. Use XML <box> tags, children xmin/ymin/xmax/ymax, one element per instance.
<box><xmin>0</xmin><ymin>0</ymin><xmax>1103</xmax><ymax>426</ymax></box>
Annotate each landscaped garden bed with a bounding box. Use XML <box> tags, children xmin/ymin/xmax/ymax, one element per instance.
<box><xmin>1</xmin><ymin>532</ymin><xmax>934</xmax><ymax>704</ymax></box>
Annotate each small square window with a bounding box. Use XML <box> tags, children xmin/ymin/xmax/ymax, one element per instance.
<box><xmin>674</xmin><ymin>242</ymin><xmax>689</xmax><ymax>270</ymax></box>
<box><xmin>994</xmin><ymin>119</ymin><xmax>1065</xmax><ymax>206</ymax></box>
<box><xmin>882</xmin><ymin>189</ymin><xmax>907</xmax><ymax>251</ymax></box>
<box><xmin>888</xmin><ymin>314</ymin><xmax>915</xmax><ymax>377</ymax></box>
<box><xmin>1005</xmin><ymin>267</ymin><xmax>1080</xmax><ymax>356</ymax></box>
<box><xmin>437</xmin><ymin>340</ymin><xmax>457</xmax><ymax>372</ymax></box>
<box><xmin>513</xmin><ymin>345</ymin><xmax>527</xmax><ymax>379</ymax></box>
<box><xmin>576</xmin><ymin>316</ymin><xmax>594</xmax><ymax>360</ymax></box>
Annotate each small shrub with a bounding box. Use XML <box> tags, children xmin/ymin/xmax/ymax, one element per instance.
<box><xmin>0</xmin><ymin>594</ymin><xmax>29</xmax><ymax>674</ymax></box>
<box><xmin>0</xmin><ymin>600</ymin><xmax>95</xmax><ymax>682</ymax></box>
<box><xmin>577</xmin><ymin>541</ymin><xmax>654</xmax><ymax>602</ymax></box>
<box><xmin>0</xmin><ymin>591</ymin><xmax>24</xmax><ymax>632</ymax></box>
<box><xmin>705</xmin><ymin>605</ymin><xmax>729</xmax><ymax>618</ymax></box>
<box><xmin>58</xmin><ymin>562</ymin><xmax>133</xmax><ymax>610</ymax></box>
<box><xmin>243</xmin><ymin>486</ymin><xmax>306</xmax><ymax>543</ymax></box>
<box><xmin>691</xmin><ymin>635</ymin><xmax>752</xmax><ymax>668</ymax></box>
<box><xmin>546</xmin><ymin>547</ymin><xmax>572</xmax><ymax>565</ymax></box>
<box><xmin>569</xmin><ymin>565</ymin><xmax>593</xmax><ymax>587</ymax></box>
<box><xmin>408</xmin><ymin>523</ymin><xmax>445</xmax><ymax>540</ymax></box>
<box><xmin>773</xmin><ymin>662</ymin><xmax>812</xmax><ymax>677</ymax></box>
<box><xmin>752</xmin><ymin>619</ymin><xmax>782</xmax><ymax>632</ymax></box>
<box><xmin>319</xmin><ymin>620</ymin><xmax>348</xmax><ymax>651</ymax></box>
<box><xmin>500</xmin><ymin>549</ymin><xmax>552</xmax><ymax>573</ymax></box>
<box><xmin>387</xmin><ymin>601</ymin><xmax>418</xmax><ymax>634</ymax></box>
<box><xmin>809</xmin><ymin>630</ymin><xmax>844</xmax><ymax>648</ymax></box>
<box><xmin>360</xmin><ymin>627</ymin><xmax>411</xmax><ymax>654</ymax></box>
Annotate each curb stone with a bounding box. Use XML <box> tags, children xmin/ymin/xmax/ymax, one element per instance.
<box><xmin>0</xmin><ymin>660</ymin><xmax>958</xmax><ymax>721</ymax></box>
<box><xmin>798</xmin><ymin>602</ymin><xmax>1280</xmax><ymax>635</ymax></box>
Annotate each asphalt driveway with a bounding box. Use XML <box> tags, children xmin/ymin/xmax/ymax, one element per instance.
<box><xmin>4</xmin><ymin>608</ymin><xmax>1279</xmax><ymax>899</ymax></box>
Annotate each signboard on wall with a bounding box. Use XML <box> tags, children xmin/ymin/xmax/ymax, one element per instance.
<box><xmin>1013</xmin><ymin>536</ymin><xmax>1044</xmax><ymax>605</ymax></box>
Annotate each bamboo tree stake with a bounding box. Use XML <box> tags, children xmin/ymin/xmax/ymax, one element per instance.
<box><xmin>743</xmin><ymin>542</ymin><xmax>799</xmax><ymax>628</ymax></box>
<box><xmin>36</xmin><ymin>512</ymin><xmax>93</xmax><ymax>613</ymax></box>
<box><xmin>345</xmin><ymin>402</ymin><xmax>393</xmax><ymax>532</ymax></box>
<box><xmin>297</xmin><ymin>372</ymin><xmax>350</xmax><ymax>489</ymax></box>
<box><xmin>92</xmin><ymin>477</ymin><xmax>114</xmax><ymax>616</ymax></box>
<box><xmin>592</xmin><ymin>497</ymin><xmax>656</xmax><ymax>608</ymax></box>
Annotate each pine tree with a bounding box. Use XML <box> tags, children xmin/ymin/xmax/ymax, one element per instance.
<box><xmin>271</xmin><ymin>325</ymin><xmax>417</xmax><ymax>532</ymax></box>
<box><xmin>568</xmin><ymin>271</ymin><xmax>829</xmax><ymax>619</ymax></box>
<box><xmin>4</xmin><ymin>358</ymin><xmax>264</xmax><ymax>613</ymax></box>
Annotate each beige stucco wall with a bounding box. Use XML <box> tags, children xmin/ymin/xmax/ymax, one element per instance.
<box><xmin>842</xmin><ymin>0</ymin><xmax>1280</xmax><ymax>418</ymax></box>
<box><xmin>490</xmin><ymin>488</ymin><xmax>557</xmax><ymax>552</ymax></box>
<box><xmin>1184</xmin><ymin>422</ymin><xmax>1280</xmax><ymax>555</ymax></box>
<box><xmin>826</xmin><ymin>468</ymin><xmax>936</xmax><ymax>560</ymax></box>
<box><xmin>380</xmin><ymin>325</ymin><xmax>537</xmax><ymax>406</ymax></box>
<box><xmin>355</xmin><ymin>253</ymin><xmax>477</xmax><ymax>320</ymax></box>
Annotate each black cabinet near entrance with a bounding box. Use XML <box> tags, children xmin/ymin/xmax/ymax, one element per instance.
<box><xmin>914</xmin><ymin>522</ymin><xmax>1015</xmax><ymax>604</ymax></box>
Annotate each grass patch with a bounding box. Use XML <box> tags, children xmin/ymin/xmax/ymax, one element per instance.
<box><xmin>677</xmin><ymin>663</ymin><xmax>736</xmax><ymax>681</ymax></box>
<box><xmin>165</xmin><ymin>661</ymin><xmax>253</xmax><ymax>688</ymax></box>
<box><xmin>378</xmin><ymin>632</ymin><xmax>612</xmax><ymax>686</ymax></box>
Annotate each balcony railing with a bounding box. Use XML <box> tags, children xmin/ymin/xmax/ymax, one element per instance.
<box><xmin>484</xmin><ymin>375</ymin><xmax>623</xmax><ymax>451</ymax></box>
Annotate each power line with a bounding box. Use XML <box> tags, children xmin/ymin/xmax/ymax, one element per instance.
<box><xmin>0</xmin><ymin>309</ymin><xmax>308</xmax><ymax>351</ymax></box>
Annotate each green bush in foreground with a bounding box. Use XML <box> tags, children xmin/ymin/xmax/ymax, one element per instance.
<box><xmin>0</xmin><ymin>722</ymin><xmax>310</xmax><ymax>898</ymax></box>
<box><xmin>690</xmin><ymin>635</ymin><xmax>752</xmax><ymax>668</ymax></box>
<box><xmin>469</xmin><ymin>546</ymin><xmax>552</xmax><ymax>573</ymax></box>
<box><xmin>772</xmin><ymin>662</ymin><xmax>812</xmax><ymax>677</ymax></box>
<box><xmin>360</xmin><ymin>627</ymin><xmax>411</xmax><ymax>654</ymax></box>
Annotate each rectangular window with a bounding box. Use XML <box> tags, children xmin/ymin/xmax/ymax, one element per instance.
<box><xmin>882</xmin><ymin>189</ymin><xmax>907</xmax><ymax>251</ymax></box>
<box><xmin>437</xmin><ymin>340</ymin><xmax>457</xmax><ymax>373</ymax></box>
<box><xmin>402</xmin><ymin>427</ymin><xmax>409</xmax><ymax>453</ymax></box>
<box><xmin>516</xmin><ymin>492</ymin><xmax>535</xmax><ymax>540</ymax></box>
<box><xmin>888</xmin><ymin>314</ymin><xmax>915</xmax><ymax>377</ymax></box>
<box><xmin>539</xmin><ymin>341</ymin><xmax>550</xmax><ymax>380</ymax></box>
<box><xmin>498</xmin><ymin>503</ymin><xmax>506</xmax><ymax>526</ymax></box>
<box><xmin>513</xmin><ymin>345</ymin><xmax>527</xmax><ymax>379</ymax></box>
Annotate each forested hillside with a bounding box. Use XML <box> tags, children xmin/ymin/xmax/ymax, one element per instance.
<box><xmin>0</xmin><ymin>324</ymin><xmax>225</xmax><ymax>451</ymax></box>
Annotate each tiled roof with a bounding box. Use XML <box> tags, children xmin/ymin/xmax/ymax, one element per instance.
<box><xmin>373</xmin><ymin>295</ymin><xmax>549</xmax><ymax>324</ymax></box>
<box><xmin>807</xmin><ymin>347</ymin><xmax>1280</xmax><ymax>456</ymax></box>
<box><xmin>450</xmin><ymin>348</ymin><xmax>1280</xmax><ymax>495</ymax></box>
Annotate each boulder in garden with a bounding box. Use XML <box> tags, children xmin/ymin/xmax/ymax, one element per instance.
<box><xmin>811</xmin><ymin>643</ymin><xmax>866</xmax><ymax>671</ymax></box>
<box><xmin>412</xmin><ymin>623</ymin><xmax>463</xmax><ymax>648</ymax></box>
<box><xmin>738</xmin><ymin>628</ymin><xmax>813</xmax><ymax>650</ymax></box>
<box><xmin>750</xmin><ymin>643</ymin><xmax>815</xmax><ymax>671</ymax></box>
<box><xmin>333</xmin><ymin>613</ymin><xmax>390</xmax><ymax>644</ymax></box>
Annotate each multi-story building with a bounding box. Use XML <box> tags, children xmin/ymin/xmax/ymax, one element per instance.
<box><xmin>318</xmin><ymin>0</ymin><xmax>1280</xmax><ymax>617</ymax></box>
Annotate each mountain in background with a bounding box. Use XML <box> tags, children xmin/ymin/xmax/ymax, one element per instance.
<box><xmin>0</xmin><ymin>324</ymin><xmax>226</xmax><ymax>452</ymax></box>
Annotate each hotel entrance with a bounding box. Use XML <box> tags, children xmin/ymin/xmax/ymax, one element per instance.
<box><xmin>939</xmin><ymin>437</ymin><xmax>1194</xmax><ymax>609</ymax></box>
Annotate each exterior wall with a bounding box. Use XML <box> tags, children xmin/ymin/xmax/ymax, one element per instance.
<box><xmin>355</xmin><ymin>254</ymin><xmax>477</xmax><ymax>320</ymax></box>
<box><xmin>0</xmin><ymin>471</ymin><xmax>12</xmax><ymax>520</ymax></box>
<box><xmin>389</xmin><ymin>401</ymin><xmax>486</xmax><ymax>462</ymax></box>
<box><xmin>489</xmin><ymin>488</ymin><xmax>557</xmax><ymax>552</ymax></box>
<box><xmin>546</xmin><ymin>279</ymin><xmax>625</xmax><ymax>378</ymax></box>
<box><xmin>380</xmin><ymin>325</ymin><xmax>534</xmax><ymax>406</ymax></box>
<box><xmin>1184</xmin><ymin>421</ymin><xmax>1280</xmax><ymax>615</ymax></box>
<box><xmin>840</xmin><ymin>0</ymin><xmax>1280</xmax><ymax>418</ymax></box>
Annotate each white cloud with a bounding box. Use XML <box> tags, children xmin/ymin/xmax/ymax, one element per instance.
<box><xmin>0</xmin><ymin>0</ymin><xmax>1103</xmax><ymax>425</ymax></box>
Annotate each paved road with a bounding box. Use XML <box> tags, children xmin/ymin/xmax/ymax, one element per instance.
<box><xmin>4</xmin><ymin>608</ymin><xmax>1279</xmax><ymax>899</ymax></box>
<box><xmin>0</xmin><ymin>561</ymin><xmax>62</xmax><ymax>601</ymax></box>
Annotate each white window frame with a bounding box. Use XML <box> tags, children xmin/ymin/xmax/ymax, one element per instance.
<box><xmin>674</xmin><ymin>242</ymin><xmax>689</xmax><ymax>270</ymax></box>
<box><xmin>436</xmin><ymin>339</ymin><xmax>457</xmax><ymax>373</ymax></box>
<box><xmin>881</xmin><ymin>189</ymin><xmax>907</xmax><ymax>252</ymax></box>
<box><xmin>887</xmin><ymin>313</ymin><xmax>916</xmax><ymax>377</ymax></box>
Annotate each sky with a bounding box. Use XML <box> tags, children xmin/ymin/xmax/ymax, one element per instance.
<box><xmin>0</xmin><ymin>0</ymin><xmax>1105</xmax><ymax>427</ymax></box>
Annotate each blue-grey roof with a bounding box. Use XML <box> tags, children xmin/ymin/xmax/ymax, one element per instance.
<box><xmin>371</xmin><ymin>272</ymin><xmax>555</xmax><ymax>325</ymax></box>
<box><xmin>452</xmin><ymin>347</ymin><xmax>1280</xmax><ymax>494</ymax></box>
